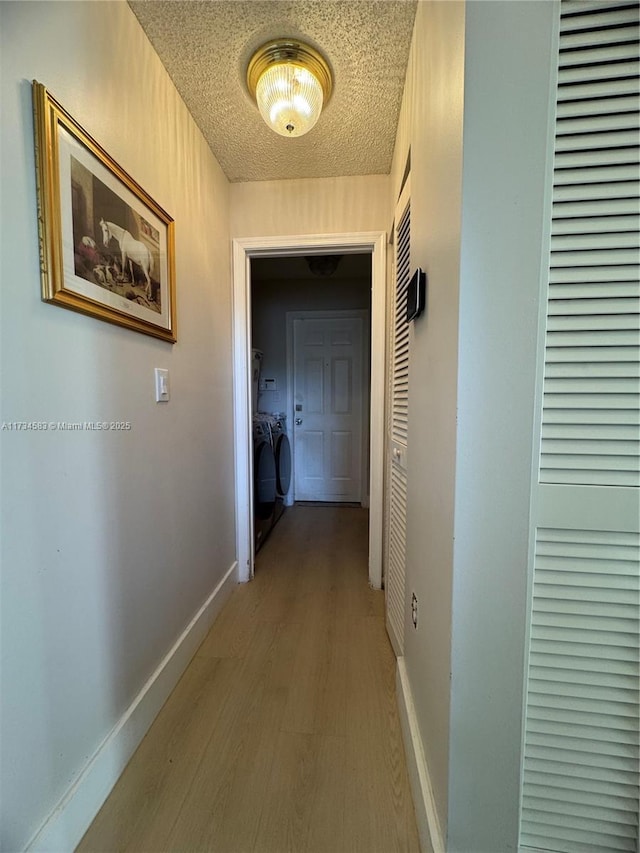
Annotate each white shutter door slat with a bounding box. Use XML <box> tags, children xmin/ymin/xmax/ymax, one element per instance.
<box><xmin>554</xmin><ymin>128</ymin><xmax>640</xmax><ymax>151</ymax></box>
<box><xmin>546</xmin><ymin>331</ymin><xmax>638</xmax><ymax>348</ymax></box>
<box><xmin>522</xmin><ymin>822</ymin><xmax>637</xmax><ymax>853</ymax></box>
<box><xmin>524</xmin><ymin>773</ymin><xmax>637</xmax><ymax>806</ymax></box>
<box><xmin>544</xmin><ymin>346</ymin><xmax>639</xmax><ymax>364</ymax></box>
<box><xmin>537</xmin><ymin>526</ymin><xmax>639</xmax><ymax>547</ymax></box>
<box><xmin>527</xmin><ymin>692</ymin><xmax>638</xmax><ymax>720</ymax></box>
<box><xmin>544</xmin><ymin>359</ymin><xmax>639</xmax><ymax>376</ymax></box>
<box><xmin>520</xmin><ymin>3</ymin><xmax>640</xmax><ymax>851</ymax></box>
<box><xmin>553</xmin><ymin>163</ymin><xmax>640</xmax><ymax>185</ymax></box>
<box><xmin>560</xmin><ymin>0</ymin><xmax>639</xmax><ymax>16</ymax></box>
<box><xmin>551</xmin><ymin>230</ymin><xmax>639</xmax><ymax>249</ymax></box>
<box><xmin>541</xmin><ymin>408</ymin><xmax>638</xmax><ymax>427</ymax></box>
<box><xmin>542</xmin><ymin>422</ymin><xmax>639</xmax><ymax>438</ymax></box>
<box><xmin>556</xmin><ymin>75</ymin><xmax>640</xmax><ymax>100</ymax></box>
<box><xmin>560</xmin><ymin>24</ymin><xmax>640</xmax><ymax>50</ymax></box>
<box><xmin>559</xmin><ymin>38</ymin><xmax>639</xmax><ymax>59</ymax></box>
<box><xmin>560</xmin><ymin>4</ymin><xmax>640</xmax><ymax>28</ymax></box>
<box><xmin>556</xmin><ymin>112</ymin><xmax>640</xmax><ymax>136</ymax></box>
<box><xmin>528</xmin><ymin>666</ymin><xmax>637</xmax><ymax>693</ymax></box>
<box><xmin>557</xmin><ymin>91</ymin><xmax>638</xmax><ymax>119</ymax></box>
<box><xmin>564</xmin><ymin>23</ymin><xmax>639</xmax><ymax>45</ymax></box>
<box><xmin>549</xmin><ymin>264</ymin><xmax>639</xmax><ymax>282</ymax></box>
<box><xmin>555</xmin><ymin>148</ymin><xmax>640</xmax><ymax>170</ymax></box>
<box><xmin>542</xmin><ymin>437</ymin><xmax>639</xmax><ymax>454</ymax></box>
<box><xmin>553</xmin><ymin>181</ymin><xmax>639</xmax><ymax>202</ymax></box>
<box><xmin>549</xmin><ymin>278</ymin><xmax>639</xmax><ymax>300</ymax></box>
<box><xmin>549</xmin><ymin>296</ymin><xmax>640</xmax><ymax>316</ymax></box>
<box><xmin>553</xmin><ymin>197</ymin><xmax>639</xmax><ymax>218</ymax></box>
<box><xmin>546</xmin><ymin>312</ymin><xmax>639</xmax><ymax>330</ymax></box>
<box><xmin>538</xmin><ymin>470</ymin><xmax>637</xmax><ymax>486</ymax></box>
<box><xmin>558</xmin><ymin>58</ymin><xmax>640</xmax><ymax>85</ymax></box>
<box><xmin>524</xmin><ymin>781</ymin><xmax>638</xmax><ymax>814</ymax></box>
<box><xmin>527</xmin><ymin>704</ymin><xmax>638</xmax><ymax>728</ymax></box>
<box><xmin>531</xmin><ymin>625</ymin><xmax>638</xmax><ymax>649</ymax></box>
<box><xmin>543</xmin><ymin>370</ymin><xmax>638</xmax><ymax>387</ymax></box>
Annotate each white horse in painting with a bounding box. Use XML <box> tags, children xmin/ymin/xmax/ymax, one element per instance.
<box><xmin>99</xmin><ymin>219</ymin><xmax>154</xmax><ymax>300</ymax></box>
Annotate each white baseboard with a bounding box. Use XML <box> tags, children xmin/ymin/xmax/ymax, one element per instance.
<box><xmin>27</xmin><ymin>561</ymin><xmax>238</xmax><ymax>853</ymax></box>
<box><xmin>396</xmin><ymin>657</ymin><xmax>446</xmax><ymax>853</ymax></box>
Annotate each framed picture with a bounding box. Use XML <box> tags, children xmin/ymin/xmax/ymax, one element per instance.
<box><xmin>32</xmin><ymin>81</ymin><xmax>177</xmax><ymax>342</ymax></box>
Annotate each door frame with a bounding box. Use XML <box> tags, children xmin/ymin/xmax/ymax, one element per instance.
<box><xmin>286</xmin><ymin>309</ymin><xmax>370</xmax><ymax>506</ymax></box>
<box><xmin>232</xmin><ymin>232</ymin><xmax>386</xmax><ymax>585</ymax></box>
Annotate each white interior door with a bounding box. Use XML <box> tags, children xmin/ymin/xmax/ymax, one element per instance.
<box><xmin>293</xmin><ymin>314</ymin><xmax>364</xmax><ymax>502</ymax></box>
<box><xmin>519</xmin><ymin>2</ymin><xmax>640</xmax><ymax>849</ymax></box>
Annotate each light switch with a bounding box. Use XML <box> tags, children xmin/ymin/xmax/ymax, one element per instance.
<box><xmin>154</xmin><ymin>368</ymin><xmax>170</xmax><ymax>402</ymax></box>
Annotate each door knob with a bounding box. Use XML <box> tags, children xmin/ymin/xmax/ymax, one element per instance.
<box><xmin>295</xmin><ymin>418</ymin><xmax>303</xmax><ymax>425</ymax></box>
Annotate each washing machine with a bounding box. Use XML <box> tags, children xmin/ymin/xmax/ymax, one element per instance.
<box><xmin>253</xmin><ymin>417</ymin><xmax>276</xmax><ymax>553</ymax></box>
<box><xmin>271</xmin><ymin>414</ymin><xmax>291</xmax><ymax>528</ymax></box>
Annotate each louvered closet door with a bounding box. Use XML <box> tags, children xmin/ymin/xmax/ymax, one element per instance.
<box><xmin>520</xmin><ymin>3</ymin><xmax>640</xmax><ymax>852</ymax></box>
<box><xmin>385</xmin><ymin>178</ymin><xmax>411</xmax><ymax>656</ymax></box>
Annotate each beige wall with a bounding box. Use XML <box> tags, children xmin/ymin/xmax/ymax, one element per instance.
<box><xmin>0</xmin><ymin>2</ymin><xmax>233</xmax><ymax>849</ymax></box>
<box><xmin>230</xmin><ymin>174</ymin><xmax>390</xmax><ymax>238</ymax></box>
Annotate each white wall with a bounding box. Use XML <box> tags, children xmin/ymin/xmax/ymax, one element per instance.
<box><xmin>0</xmin><ymin>2</ymin><xmax>234</xmax><ymax>849</ymax></box>
<box><xmin>389</xmin><ymin>0</ymin><xmax>466</xmax><ymax>835</ymax></box>
<box><xmin>448</xmin><ymin>3</ymin><xmax>557</xmax><ymax>850</ymax></box>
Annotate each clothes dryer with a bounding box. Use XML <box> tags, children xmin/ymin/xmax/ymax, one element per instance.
<box><xmin>253</xmin><ymin>418</ymin><xmax>276</xmax><ymax>553</ymax></box>
<box><xmin>271</xmin><ymin>415</ymin><xmax>291</xmax><ymax>528</ymax></box>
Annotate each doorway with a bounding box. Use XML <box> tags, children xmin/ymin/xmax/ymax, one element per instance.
<box><xmin>232</xmin><ymin>233</ymin><xmax>387</xmax><ymax>584</ymax></box>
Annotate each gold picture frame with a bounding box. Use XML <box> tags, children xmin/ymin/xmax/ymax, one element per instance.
<box><xmin>32</xmin><ymin>81</ymin><xmax>177</xmax><ymax>342</ymax></box>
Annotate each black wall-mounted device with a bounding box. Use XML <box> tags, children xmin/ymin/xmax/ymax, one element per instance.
<box><xmin>406</xmin><ymin>267</ymin><xmax>426</xmax><ymax>322</ymax></box>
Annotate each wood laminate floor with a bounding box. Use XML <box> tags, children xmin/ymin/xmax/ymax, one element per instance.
<box><xmin>78</xmin><ymin>505</ymin><xmax>420</xmax><ymax>853</ymax></box>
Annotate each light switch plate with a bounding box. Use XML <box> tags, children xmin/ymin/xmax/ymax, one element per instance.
<box><xmin>155</xmin><ymin>368</ymin><xmax>170</xmax><ymax>402</ymax></box>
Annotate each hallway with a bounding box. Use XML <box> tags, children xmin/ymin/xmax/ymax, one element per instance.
<box><xmin>78</xmin><ymin>505</ymin><xmax>420</xmax><ymax>852</ymax></box>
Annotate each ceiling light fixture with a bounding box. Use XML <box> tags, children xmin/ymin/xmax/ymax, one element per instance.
<box><xmin>247</xmin><ymin>39</ymin><xmax>333</xmax><ymax>138</ymax></box>
<box><xmin>306</xmin><ymin>255</ymin><xmax>343</xmax><ymax>277</ymax></box>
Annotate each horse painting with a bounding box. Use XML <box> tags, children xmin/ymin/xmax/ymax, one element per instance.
<box><xmin>99</xmin><ymin>219</ymin><xmax>154</xmax><ymax>301</ymax></box>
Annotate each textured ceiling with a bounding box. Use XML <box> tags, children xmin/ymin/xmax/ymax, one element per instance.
<box><xmin>128</xmin><ymin>1</ymin><xmax>417</xmax><ymax>183</ymax></box>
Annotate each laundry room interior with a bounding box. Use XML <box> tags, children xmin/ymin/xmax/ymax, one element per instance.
<box><xmin>250</xmin><ymin>253</ymin><xmax>372</xmax><ymax>557</ymax></box>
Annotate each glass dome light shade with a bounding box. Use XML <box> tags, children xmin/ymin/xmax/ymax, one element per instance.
<box><xmin>247</xmin><ymin>40</ymin><xmax>333</xmax><ymax>139</ymax></box>
<box><xmin>255</xmin><ymin>63</ymin><xmax>323</xmax><ymax>137</ymax></box>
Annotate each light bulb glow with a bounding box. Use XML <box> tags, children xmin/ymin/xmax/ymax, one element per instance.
<box><xmin>255</xmin><ymin>62</ymin><xmax>324</xmax><ymax>137</ymax></box>
<box><xmin>292</xmin><ymin>94</ymin><xmax>312</xmax><ymax>117</ymax></box>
